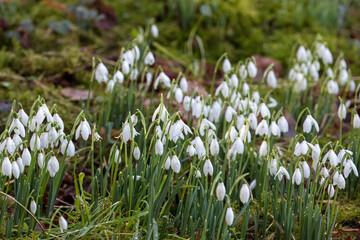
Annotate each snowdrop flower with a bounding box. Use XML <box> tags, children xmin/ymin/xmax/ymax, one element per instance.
<box><xmin>164</xmin><ymin>156</ymin><xmax>171</xmax><ymax>170</ymax></box>
<box><xmin>154</xmin><ymin>72</ymin><xmax>171</xmax><ymax>89</ymax></box>
<box><xmin>339</xmin><ymin>69</ymin><xmax>349</xmax><ymax>86</ymax></box>
<box><xmin>294</xmin><ymin>141</ymin><xmax>309</xmax><ymax>156</ymax></box>
<box><xmin>171</xmin><ymin>155</ymin><xmax>181</xmax><ymax>173</ymax></box>
<box><xmin>22</xmin><ymin>148</ymin><xmax>31</xmax><ymax>166</ymax></box>
<box><xmin>155</xmin><ymin>139</ymin><xmax>163</xmax><ymax>155</ymax></box>
<box><xmin>60</xmin><ymin>140</ymin><xmax>75</xmax><ymax>157</ymax></box>
<box><xmin>229</xmin><ymin>74</ymin><xmax>239</xmax><ymax>88</ymax></box>
<box><xmin>333</xmin><ymin>172</ymin><xmax>345</xmax><ymax>189</ymax></box>
<box><xmin>113</xmin><ymin>71</ymin><xmax>124</xmax><ymax>83</ymax></box>
<box><xmin>47</xmin><ymin>156</ymin><xmax>59</xmax><ymax>177</ymax></box>
<box><xmin>210</xmin><ymin>138</ymin><xmax>219</xmax><ymax>156</ymax></box>
<box><xmin>328</xmin><ymin>184</ymin><xmax>335</xmax><ymax>198</ymax></box>
<box><xmin>121</xmin><ymin>122</ymin><xmax>139</xmax><ymax>143</ymax></box>
<box><xmin>10</xmin><ymin>118</ymin><xmax>25</xmax><ymax>138</ymax></box>
<box><xmin>236</xmin><ymin>115</ymin><xmax>245</xmax><ymax>131</ymax></box>
<box><xmin>353</xmin><ymin>114</ymin><xmax>360</xmax><ymax>129</ymax></box>
<box><xmin>2</xmin><ymin>157</ymin><xmax>12</xmax><ymax>177</ymax></box>
<box><xmin>310</xmin><ymin>64</ymin><xmax>319</xmax><ymax>81</ymax></box>
<box><xmin>225</xmin><ymin>208</ymin><xmax>234</xmax><ymax>226</ymax></box>
<box><xmin>151</xmin><ymin>24</ymin><xmax>159</xmax><ymax>38</ymax></box>
<box><xmin>269</xmin><ymin>121</ymin><xmax>281</xmax><ymax>137</ymax></box>
<box><xmin>130</xmin><ymin>68</ymin><xmax>139</xmax><ymax>81</ymax></box>
<box><xmin>239</xmin><ymin>64</ymin><xmax>247</xmax><ymax>79</ymax></box>
<box><xmin>275</xmin><ymin>166</ymin><xmax>290</xmax><ymax>181</ymax></box>
<box><xmin>327</xmin><ymin>80</ymin><xmax>339</xmax><ymax>95</ymax></box>
<box><xmin>239</xmin><ymin>125</ymin><xmax>251</xmax><ymax>143</ymax></box>
<box><xmin>187</xmin><ymin>144</ymin><xmax>196</xmax><ymax>156</ymax></box>
<box><xmin>268</xmin><ymin>97</ymin><xmax>278</xmax><ymax>108</ymax></box>
<box><xmin>259</xmin><ymin>141</ymin><xmax>267</xmax><ymax>157</ymax></box>
<box><xmin>30</xmin><ymin>134</ymin><xmax>40</xmax><ymax>151</ymax></box>
<box><xmin>75</xmin><ymin>120</ymin><xmax>91</xmax><ymax>141</ymax></box>
<box><xmin>37</xmin><ymin>153</ymin><xmax>44</xmax><ymax>168</ymax></box>
<box><xmin>303</xmin><ymin>115</ymin><xmax>319</xmax><ymax>133</ymax></box>
<box><xmin>269</xmin><ymin>158</ymin><xmax>277</xmax><ymax>176</ymax></box>
<box><xmin>322</xmin><ymin>150</ymin><xmax>338</xmax><ymax>166</ymax></box>
<box><xmin>255</xmin><ymin>120</ymin><xmax>269</xmax><ymax>136</ymax></box>
<box><xmin>144</xmin><ymin>52</ymin><xmax>155</xmax><ymax>66</ymax></box>
<box><xmin>18</xmin><ymin>109</ymin><xmax>29</xmax><ymax>126</ymax></box>
<box><xmin>11</xmin><ymin>161</ymin><xmax>20</xmax><ymax>179</ymax></box>
<box><xmin>174</xmin><ymin>88</ymin><xmax>183</xmax><ymax>103</ymax></box>
<box><xmin>321</xmin><ymin>167</ymin><xmax>329</xmax><ymax>178</ymax></box>
<box><xmin>16</xmin><ymin>157</ymin><xmax>24</xmax><ymax>173</ymax></box>
<box><xmin>247</xmin><ymin>61</ymin><xmax>257</xmax><ymax>78</ymax></box>
<box><xmin>240</xmin><ymin>184</ymin><xmax>250</xmax><ymax>204</ymax></box>
<box><xmin>39</xmin><ymin>132</ymin><xmax>49</xmax><ymax>150</ymax></box>
<box><xmin>95</xmin><ymin>62</ymin><xmax>108</xmax><ymax>83</ymax></box>
<box><xmin>0</xmin><ymin>137</ymin><xmax>15</xmax><ymax>154</ymax></box>
<box><xmin>122</xmin><ymin>60</ymin><xmax>130</xmax><ymax>75</ymax></box>
<box><xmin>216</xmin><ymin>182</ymin><xmax>226</xmax><ymax>201</ymax></box>
<box><xmin>215</xmin><ymin>82</ymin><xmax>229</xmax><ymax>98</ymax></box>
<box><xmin>106</xmin><ymin>80</ymin><xmax>115</xmax><ymax>92</ymax></box>
<box><xmin>53</xmin><ymin>114</ymin><xmax>64</xmax><ymax>130</ymax></box>
<box><xmin>297</xmin><ymin>46</ymin><xmax>307</xmax><ymax>62</ymax></box>
<box><xmin>192</xmin><ymin>137</ymin><xmax>206</xmax><ymax>159</ymax></box>
<box><xmin>300</xmin><ymin>161</ymin><xmax>310</xmax><ymax>179</ymax></box>
<box><xmin>179</xmin><ymin>77</ymin><xmax>188</xmax><ymax>93</ymax></box>
<box><xmin>30</xmin><ymin>200</ymin><xmax>37</xmax><ymax>215</ymax></box>
<box><xmin>222</xmin><ymin>59</ymin><xmax>231</xmax><ymax>73</ymax></box>
<box><xmin>59</xmin><ymin>216</ymin><xmax>68</xmax><ymax>233</ymax></box>
<box><xmin>195</xmin><ymin>170</ymin><xmax>201</xmax><ymax>178</ymax></box>
<box><xmin>348</xmin><ymin>80</ymin><xmax>356</xmax><ymax>92</ymax></box>
<box><xmin>277</xmin><ymin>116</ymin><xmax>289</xmax><ymax>133</ymax></box>
<box><xmin>225</xmin><ymin>106</ymin><xmax>236</xmax><ymax>122</ymax></box>
<box><xmin>337</xmin><ymin>149</ymin><xmax>352</xmax><ymax>164</ymax></box>
<box><xmin>292</xmin><ymin>168</ymin><xmax>302</xmax><ymax>185</ymax></box>
<box><xmin>337</xmin><ymin>103</ymin><xmax>346</xmax><ymax>120</ymax></box>
<box><xmin>12</xmin><ymin>134</ymin><xmax>22</xmax><ymax>150</ymax></box>
<box><xmin>191</xmin><ymin>97</ymin><xmax>203</xmax><ymax>118</ymax></box>
<box><xmin>242</xmin><ymin>82</ymin><xmax>250</xmax><ymax>96</ymax></box>
<box><xmin>231</xmin><ymin>138</ymin><xmax>244</xmax><ymax>156</ymax></box>
<box><xmin>344</xmin><ymin>159</ymin><xmax>358</xmax><ymax>178</ymax></box>
<box><xmin>259</xmin><ymin>103</ymin><xmax>270</xmax><ymax>119</ymax></box>
<box><xmin>203</xmin><ymin>159</ymin><xmax>214</xmax><ymax>176</ymax></box>
<box><xmin>248</xmin><ymin>113</ymin><xmax>258</xmax><ymax>130</ymax></box>
<box><xmin>266</xmin><ymin>71</ymin><xmax>277</xmax><ymax>88</ymax></box>
<box><xmin>133</xmin><ymin>147</ymin><xmax>141</xmax><ymax>160</ymax></box>
<box><xmin>249</xmin><ymin>180</ymin><xmax>256</xmax><ymax>190</ymax></box>
<box><xmin>322</xmin><ymin>47</ymin><xmax>333</xmax><ymax>65</ymax></box>
<box><xmin>182</xmin><ymin>96</ymin><xmax>191</xmax><ymax>112</ymax></box>
<box><xmin>152</xmin><ymin>103</ymin><xmax>169</xmax><ymax>122</ymax></box>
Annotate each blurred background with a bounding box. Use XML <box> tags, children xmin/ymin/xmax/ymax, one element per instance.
<box><xmin>0</xmin><ymin>0</ymin><xmax>359</xmax><ymax>125</ymax></box>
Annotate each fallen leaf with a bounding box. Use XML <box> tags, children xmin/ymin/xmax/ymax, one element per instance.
<box><xmin>61</xmin><ymin>87</ymin><xmax>93</xmax><ymax>101</ymax></box>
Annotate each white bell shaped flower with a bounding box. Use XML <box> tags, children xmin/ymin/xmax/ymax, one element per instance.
<box><xmin>239</xmin><ymin>184</ymin><xmax>250</xmax><ymax>204</ymax></box>
<box><xmin>255</xmin><ymin>120</ymin><xmax>269</xmax><ymax>136</ymax></box>
<box><xmin>120</xmin><ymin>122</ymin><xmax>139</xmax><ymax>143</ymax></box>
<box><xmin>113</xmin><ymin>70</ymin><xmax>124</xmax><ymax>83</ymax></box>
<box><xmin>327</xmin><ymin>80</ymin><xmax>339</xmax><ymax>95</ymax></box>
<box><xmin>337</xmin><ymin>103</ymin><xmax>346</xmax><ymax>120</ymax></box>
<box><xmin>170</xmin><ymin>155</ymin><xmax>181</xmax><ymax>173</ymax></box>
<box><xmin>269</xmin><ymin>121</ymin><xmax>281</xmax><ymax>137</ymax></box>
<box><xmin>144</xmin><ymin>52</ymin><xmax>155</xmax><ymax>66</ymax></box>
<box><xmin>12</xmin><ymin>161</ymin><xmax>20</xmax><ymax>179</ymax></box>
<box><xmin>247</xmin><ymin>61</ymin><xmax>257</xmax><ymax>78</ymax></box>
<box><xmin>328</xmin><ymin>184</ymin><xmax>335</xmax><ymax>198</ymax></box>
<box><xmin>59</xmin><ymin>216</ymin><xmax>68</xmax><ymax>233</ymax></box>
<box><xmin>30</xmin><ymin>134</ymin><xmax>40</xmax><ymax>152</ymax></box>
<box><xmin>296</xmin><ymin>46</ymin><xmax>307</xmax><ymax>62</ymax></box>
<box><xmin>275</xmin><ymin>166</ymin><xmax>290</xmax><ymax>181</ymax></box>
<box><xmin>303</xmin><ymin>115</ymin><xmax>319</xmax><ymax>133</ymax></box>
<box><xmin>210</xmin><ymin>138</ymin><xmax>219</xmax><ymax>156</ymax></box>
<box><xmin>322</xmin><ymin>150</ymin><xmax>338</xmax><ymax>166</ymax></box>
<box><xmin>222</xmin><ymin>59</ymin><xmax>231</xmax><ymax>73</ymax></box>
<box><xmin>277</xmin><ymin>116</ymin><xmax>289</xmax><ymax>133</ymax></box>
<box><xmin>16</xmin><ymin>157</ymin><xmax>24</xmax><ymax>173</ymax></box>
<box><xmin>216</xmin><ymin>182</ymin><xmax>226</xmax><ymax>201</ymax></box>
<box><xmin>47</xmin><ymin>156</ymin><xmax>59</xmax><ymax>177</ymax></box>
<box><xmin>292</xmin><ymin>168</ymin><xmax>302</xmax><ymax>185</ymax></box>
<box><xmin>343</xmin><ymin>159</ymin><xmax>358</xmax><ymax>178</ymax></box>
<box><xmin>155</xmin><ymin>139</ymin><xmax>164</xmax><ymax>156</ymax></box>
<box><xmin>133</xmin><ymin>147</ymin><xmax>141</xmax><ymax>160</ymax></box>
<box><xmin>179</xmin><ymin>77</ymin><xmax>188</xmax><ymax>93</ymax></box>
<box><xmin>30</xmin><ymin>200</ymin><xmax>37</xmax><ymax>215</ymax></box>
<box><xmin>300</xmin><ymin>161</ymin><xmax>310</xmax><ymax>179</ymax></box>
<box><xmin>18</xmin><ymin>109</ymin><xmax>29</xmax><ymax>126</ymax></box>
<box><xmin>294</xmin><ymin>141</ymin><xmax>309</xmax><ymax>156</ymax></box>
<box><xmin>151</xmin><ymin>24</ymin><xmax>159</xmax><ymax>38</ymax></box>
<box><xmin>225</xmin><ymin>208</ymin><xmax>234</xmax><ymax>226</ymax></box>
<box><xmin>2</xmin><ymin>157</ymin><xmax>12</xmax><ymax>177</ymax></box>
<box><xmin>259</xmin><ymin>141</ymin><xmax>267</xmax><ymax>157</ymax></box>
<box><xmin>266</xmin><ymin>70</ymin><xmax>277</xmax><ymax>88</ymax></box>
<box><xmin>353</xmin><ymin>114</ymin><xmax>360</xmax><ymax>128</ymax></box>
<box><xmin>95</xmin><ymin>62</ymin><xmax>108</xmax><ymax>83</ymax></box>
<box><xmin>37</xmin><ymin>152</ymin><xmax>44</xmax><ymax>169</ymax></box>
<box><xmin>269</xmin><ymin>158</ymin><xmax>277</xmax><ymax>176</ymax></box>
<box><xmin>75</xmin><ymin>120</ymin><xmax>91</xmax><ymax>141</ymax></box>
<box><xmin>22</xmin><ymin>148</ymin><xmax>31</xmax><ymax>166</ymax></box>
<box><xmin>203</xmin><ymin>159</ymin><xmax>214</xmax><ymax>176</ymax></box>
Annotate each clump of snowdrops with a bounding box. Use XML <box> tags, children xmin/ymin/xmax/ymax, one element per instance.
<box><xmin>1</xmin><ymin>23</ymin><xmax>359</xmax><ymax>239</ymax></box>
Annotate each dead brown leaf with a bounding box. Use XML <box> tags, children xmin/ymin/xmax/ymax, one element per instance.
<box><xmin>61</xmin><ymin>87</ymin><xmax>93</xmax><ymax>101</ymax></box>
